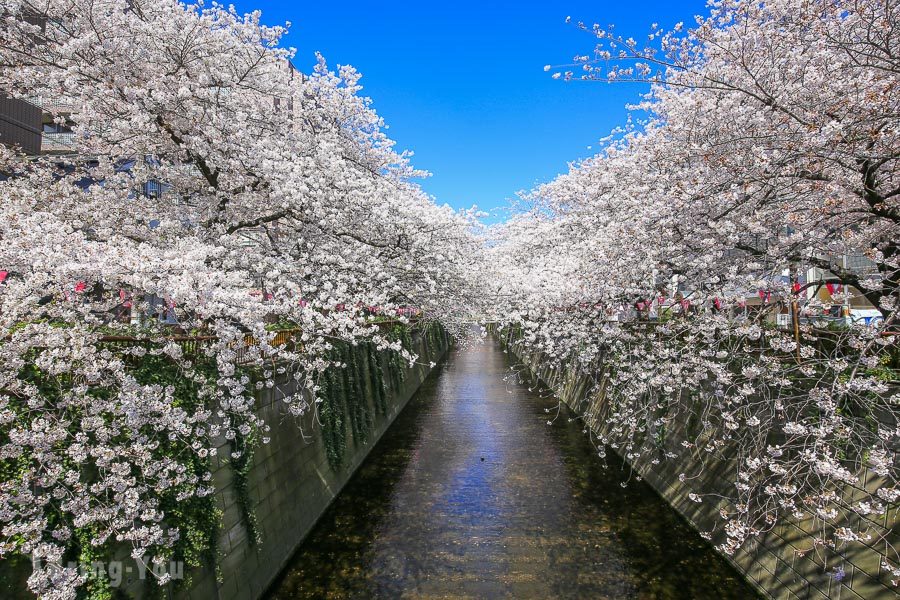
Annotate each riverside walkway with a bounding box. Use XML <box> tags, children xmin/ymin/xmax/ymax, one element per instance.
<box><xmin>266</xmin><ymin>340</ymin><xmax>758</xmax><ymax>599</ymax></box>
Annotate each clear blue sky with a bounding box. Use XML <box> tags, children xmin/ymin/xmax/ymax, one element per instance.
<box><xmin>238</xmin><ymin>1</ymin><xmax>708</xmax><ymax>220</ymax></box>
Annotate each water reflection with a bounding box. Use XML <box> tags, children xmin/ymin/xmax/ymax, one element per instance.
<box><xmin>266</xmin><ymin>341</ymin><xmax>758</xmax><ymax>599</ymax></box>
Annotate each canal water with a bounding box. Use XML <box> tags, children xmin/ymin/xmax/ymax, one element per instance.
<box><xmin>266</xmin><ymin>340</ymin><xmax>758</xmax><ymax>599</ymax></box>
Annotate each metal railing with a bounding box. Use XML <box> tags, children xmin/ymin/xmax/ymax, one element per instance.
<box><xmin>26</xmin><ymin>96</ymin><xmax>76</xmax><ymax>113</ymax></box>
<box><xmin>99</xmin><ymin>329</ymin><xmax>302</xmax><ymax>365</ymax></box>
<box><xmin>97</xmin><ymin>319</ymin><xmax>419</xmax><ymax>365</ymax></box>
<box><xmin>41</xmin><ymin>131</ymin><xmax>77</xmax><ymax>153</ymax></box>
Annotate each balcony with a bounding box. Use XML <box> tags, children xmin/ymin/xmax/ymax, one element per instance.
<box><xmin>41</xmin><ymin>131</ymin><xmax>77</xmax><ymax>153</ymax></box>
<box><xmin>27</xmin><ymin>96</ymin><xmax>76</xmax><ymax>114</ymax></box>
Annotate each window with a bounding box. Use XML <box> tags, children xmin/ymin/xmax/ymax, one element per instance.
<box><xmin>42</xmin><ymin>122</ymin><xmax>73</xmax><ymax>134</ymax></box>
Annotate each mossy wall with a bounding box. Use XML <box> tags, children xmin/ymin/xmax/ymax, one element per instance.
<box><xmin>500</xmin><ymin>328</ymin><xmax>897</xmax><ymax>600</ymax></box>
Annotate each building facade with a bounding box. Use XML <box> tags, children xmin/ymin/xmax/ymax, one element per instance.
<box><xmin>0</xmin><ymin>94</ymin><xmax>41</xmax><ymax>155</ymax></box>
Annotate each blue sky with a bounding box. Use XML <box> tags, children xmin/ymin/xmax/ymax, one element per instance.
<box><xmin>239</xmin><ymin>1</ymin><xmax>708</xmax><ymax>220</ymax></box>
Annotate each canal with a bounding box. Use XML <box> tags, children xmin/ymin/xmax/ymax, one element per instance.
<box><xmin>266</xmin><ymin>340</ymin><xmax>759</xmax><ymax>599</ymax></box>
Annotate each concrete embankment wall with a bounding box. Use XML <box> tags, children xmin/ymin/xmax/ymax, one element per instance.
<box><xmin>178</xmin><ymin>326</ymin><xmax>450</xmax><ymax>600</ymax></box>
<box><xmin>499</xmin><ymin>328</ymin><xmax>896</xmax><ymax>600</ymax></box>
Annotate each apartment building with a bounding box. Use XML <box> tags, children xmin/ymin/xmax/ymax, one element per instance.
<box><xmin>33</xmin><ymin>97</ymin><xmax>77</xmax><ymax>154</ymax></box>
<box><xmin>0</xmin><ymin>95</ymin><xmax>77</xmax><ymax>156</ymax></box>
<box><xmin>0</xmin><ymin>10</ymin><xmax>46</xmax><ymax>155</ymax></box>
<box><xmin>0</xmin><ymin>94</ymin><xmax>41</xmax><ymax>155</ymax></box>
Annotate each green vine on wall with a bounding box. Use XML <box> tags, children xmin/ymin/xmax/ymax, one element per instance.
<box><xmin>128</xmin><ymin>354</ymin><xmax>222</xmax><ymax>596</ymax></box>
<box><xmin>230</xmin><ymin>428</ymin><xmax>260</xmax><ymax>547</ymax></box>
<box><xmin>344</xmin><ymin>343</ymin><xmax>373</xmax><ymax>445</ymax></box>
<box><xmin>367</xmin><ymin>341</ymin><xmax>388</xmax><ymax>416</ymax></box>
<box><xmin>4</xmin><ymin>353</ymin><xmax>226</xmax><ymax>600</ymax></box>
<box><xmin>320</xmin><ymin>326</ymin><xmax>437</xmax><ymax>471</ymax></box>
<box><xmin>73</xmin><ymin>528</ymin><xmax>115</xmax><ymax>600</ymax></box>
<box><xmin>385</xmin><ymin>325</ymin><xmax>411</xmax><ymax>393</ymax></box>
<box><xmin>320</xmin><ymin>361</ymin><xmax>347</xmax><ymax>471</ymax></box>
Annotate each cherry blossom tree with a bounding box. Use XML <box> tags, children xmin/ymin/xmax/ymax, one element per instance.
<box><xmin>493</xmin><ymin>0</ymin><xmax>899</xmax><ymax>580</ymax></box>
<box><xmin>0</xmin><ymin>1</ymin><xmax>484</xmax><ymax>597</ymax></box>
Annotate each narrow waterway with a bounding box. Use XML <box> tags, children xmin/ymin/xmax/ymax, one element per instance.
<box><xmin>266</xmin><ymin>340</ymin><xmax>758</xmax><ymax>599</ymax></box>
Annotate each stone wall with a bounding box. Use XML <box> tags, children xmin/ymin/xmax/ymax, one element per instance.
<box><xmin>500</xmin><ymin>328</ymin><xmax>897</xmax><ymax>600</ymax></box>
